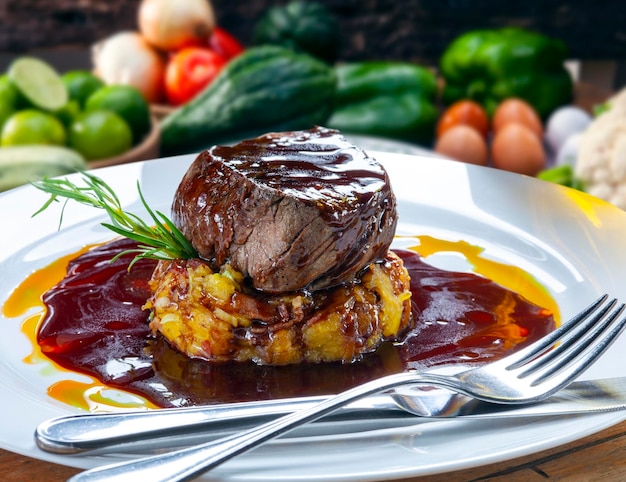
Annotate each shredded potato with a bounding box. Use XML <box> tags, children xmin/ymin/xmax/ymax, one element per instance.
<box><xmin>144</xmin><ymin>252</ymin><xmax>412</xmax><ymax>365</ymax></box>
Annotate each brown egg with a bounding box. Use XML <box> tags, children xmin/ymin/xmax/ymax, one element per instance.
<box><xmin>434</xmin><ymin>125</ymin><xmax>488</xmax><ymax>166</ymax></box>
<box><xmin>491</xmin><ymin>123</ymin><xmax>546</xmax><ymax>176</ymax></box>
<box><xmin>492</xmin><ymin>98</ymin><xmax>543</xmax><ymax>138</ymax></box>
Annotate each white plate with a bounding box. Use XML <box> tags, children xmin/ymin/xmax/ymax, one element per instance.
<box><xmin>2</xmin><ymin>150</ymin><xmax>626</xmax><ymax>481</ymax></box>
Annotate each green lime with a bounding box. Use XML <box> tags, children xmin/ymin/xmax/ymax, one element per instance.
<box><xmin>1</xmin><ymin>109</ymin><xmax>67</xmax><ymax>146</ymax></box>
<box><xmin>69</xmin><ymin>110</ymin><xmax>133</xmax><ymax>160</ymax></box>
<box><xmin>62</xmin><ymin>70</ymin><xmax>104</xmax><ymax>108</ymax></box>
<box><xmin>8</xmin><ymin>57</ymin><xmax>68</xmax><ymax>111</ymax></box>
<box><xmin>0</xmin><ymin>101</ymin><xmax>15</xmax><ymax>131</ymax></box>
<box><xmin>0</xmin><ymin>74</ymin><xmax>19</xmax><ymax>108</ymax></box>
<box><xmin>55</xmin><ymin>99</ymin><xmax>81</xmax><ymax>128</ymax></box>
<box><xmin>85</xmin><ymin>85</ymin><xmax>151</xmax><ymax>144</ymax></box>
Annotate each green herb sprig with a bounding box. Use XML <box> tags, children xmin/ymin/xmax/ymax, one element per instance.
<box><xmin>31</xmin><ymin>171</ymin><xmax>198</xmax><ymax>267</ymax></box>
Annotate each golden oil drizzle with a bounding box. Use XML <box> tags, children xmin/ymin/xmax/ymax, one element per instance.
<box><xmin>408</xmin><ymin>235</ymin><xmax>560</xmax><ymax>325</ymax></box>
<box><xmin>2</xmin><ymin>248</ymin><xmax>88</xmax><ymax>318</ymax></box>
<box><xmin>48</xmin><ymin>380</ymin><xmax>158</xmax><ymax>412</ymax></box>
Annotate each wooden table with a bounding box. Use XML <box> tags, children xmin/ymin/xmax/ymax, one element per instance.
<box><xmin>2</xmin><ymin>417</ymin><xmax>626</xmax><ymax>481</ymax></box>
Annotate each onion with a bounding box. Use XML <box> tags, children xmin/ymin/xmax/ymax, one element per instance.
<box><xmin>138</xmin><ymin>0</ymin><xmax>216</xmax><ymax>52</ymax></box>
<box><xmin>92</xmin><ymin>31</ymin><xmax>165</xmax><ymax>103</ymax></box>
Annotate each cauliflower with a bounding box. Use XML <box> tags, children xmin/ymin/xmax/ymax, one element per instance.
<box><xmin>575</xmin><ymin>90</ymin><xmax>626</xmax><ymax>210</ymax></box>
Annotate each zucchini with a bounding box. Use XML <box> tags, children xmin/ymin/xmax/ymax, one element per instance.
<box><xmin>0</xmin><ymin>145</ymin><xmax>86</xmax><ymax>192</ymax></box>
<box><xmin>160</xmin><ymin>45</ymin><xmax>337</xmax><ymax>156</ymax></box>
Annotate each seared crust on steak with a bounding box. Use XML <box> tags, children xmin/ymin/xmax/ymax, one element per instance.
<box><xmin>171</xmin><ymin>126</ymin><xmax>397</xmax><ymax>293</ymax></box>
<box><xmin>144</xmin><ymin>251</ymin><xmax>412</xmax><ymax>365</ymax></box>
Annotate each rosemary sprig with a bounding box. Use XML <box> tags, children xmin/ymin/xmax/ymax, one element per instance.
<box><xmin>31</xmin><ymin>171</ymin><xmax>198</xmax><ymax>267</ymax></box>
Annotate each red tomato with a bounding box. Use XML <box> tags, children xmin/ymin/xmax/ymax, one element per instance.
<box><xmin>165</xmin><ymin>47</ymin><xmax>227</xmax><ymax>106</ymax></box>
<box><xmin>208</xmin><ymin>27</ymin><xmax>245</xmax><ymax>60</ymax></box>
<box><xmin>437</xmin><ymin>100</ymin><xmax>490</xmax><ymax>139</ymax></box>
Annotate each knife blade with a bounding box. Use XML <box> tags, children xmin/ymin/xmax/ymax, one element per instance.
<box><xmin>36</xmin><ymin>376</ymin><xmax>626</xmax><ymax>455</ymax></box>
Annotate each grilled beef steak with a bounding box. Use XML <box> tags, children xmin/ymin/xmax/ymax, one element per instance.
<box><xmin>172</xmin><ymin>126</ymin><xmax>398</xmax><ymax>293</ymax></box>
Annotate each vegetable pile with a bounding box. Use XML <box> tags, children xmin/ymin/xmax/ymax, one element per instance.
<box><xmin>6</xmin><ymin>0</ymin><xmax>615</xmax><ymax>202</ymax></box>
<box><xmin>434</xmin><ymin>98</ymin><xmax>548</xmax><ymax>176</ymax></box>
<box><xmin>93</xmin><ymin>0</ymin><xmax>244</xmax><ymax>107</ymax></box>
<box><xmin>87</xmin><ymin>0</ymin><xmax>584</xmax><ymax>175</ymax></box>
<box><xmin>0</xmin><ymin>57</ymin><xmax>153</xmax><ymax>191</ymax></box>
<box><xmin>440</xmin><ymin>27</ymin><xmax>573</xmax><ymax>118</ymax></box>
<box><xmin>159</xmin><ymin>45</ymin><xmax>337</xmax><ymax>156</ymax></box>
<box><xmin>155</xmin><ymin>8</ymin><xmax>582</xmax><ymax>177</ymax></box>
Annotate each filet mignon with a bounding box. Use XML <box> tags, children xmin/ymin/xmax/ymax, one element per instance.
<box><xmin>172</xmin><ymin>126</ymin><xmax>398</xmax><ymax>293</ymax></box>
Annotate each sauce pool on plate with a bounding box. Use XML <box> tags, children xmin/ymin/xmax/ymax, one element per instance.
<box><xmin>5</xmin><ymin>236</ymin><xmax>556</xmax><ymax>410</ymax></box>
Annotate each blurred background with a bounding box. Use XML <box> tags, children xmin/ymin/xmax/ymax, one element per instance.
<box><xmin>1</xmin><ymin>0</ymin><xmax>626</xmax><ymax>206</ymax></box>
<box><xmin>1</xmin><ymin>0</ymin><xmax>624</xmax><ymax>89</ymax></box>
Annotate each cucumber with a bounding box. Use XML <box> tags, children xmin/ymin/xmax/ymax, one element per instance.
<box><xmin>0</xmin><ymin>145</ymin><xmax>86</xmax><ymax>192</ymax></box>
<box><xmin>160</xmin><ymin>45</ymin><xmax>337</xmax><ymax>156</ymax></box>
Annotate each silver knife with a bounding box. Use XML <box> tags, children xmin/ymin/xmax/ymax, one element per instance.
<box><xmin>36</xmin><ymin>376</ymin><xmax>626</xmax><ymax>455</ymax></box>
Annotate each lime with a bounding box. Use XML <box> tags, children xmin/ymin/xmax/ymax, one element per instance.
<box><xmin>0</xmin><ymin>101</ymin><xmax>15</xmax><ymax>131</ymax></box>
<box><xmin>62</xmin><ymin>70</ymin><xmax>104</xmax><ymax>107</ymax></box>
<box><xmin>8</xmin><ymin>57</ymin><xmax>68</xmax><ymax>111</ymax></box>
<box><xmin>0</xmin><ymin>74</ymin><xmax>19</xmax><ymax>108</ymax></box>
<box><xmin>55</xmin><ymin>99</ymin><xmax>81</xmax><ymax>128</ymax></box>
<box><xmin>1</xmin><ymin>109</ymin><xmax>67</xmax><ymax>146</ymax></box>
<box><xmin>69</xmin><ymin>110</ymin><xmax>133</xmax><ymax>160</ymax></box>
<box><xmin>85</xmin><ymin>85</ymin><xmax>151</xmax><ymax>144</ymax></box>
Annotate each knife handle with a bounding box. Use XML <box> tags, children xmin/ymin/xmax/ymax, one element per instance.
<box><xmin>35</xmin><ymin>394</ymin><xmax>406</xmax><ymax>454</ymax></box>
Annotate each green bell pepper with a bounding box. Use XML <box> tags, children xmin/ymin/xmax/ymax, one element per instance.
<box><xmin>327</xmin><ymin>61</ymin><xmax>439</xmax><ymax>144</ymax></box>
<box><xmin>253</xmin><ymin>1</ymin><xmax>340</xmax><ymax>64</ymax></box>
<box><xmin>440</xmin><ymin>27</ymin><xmax>573</xmax><ymax>118</ymax></box>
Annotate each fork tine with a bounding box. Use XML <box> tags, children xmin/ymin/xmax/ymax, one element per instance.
<box><xmin>498</xmin><ymin>294</ymin><xmax>609</xmax><ymax>370</ymax></box>
<box><xmin>513</xmin><ymin>298</ymin><xmax>621</xmax><ymax>377</ymax></box>
<box><xmin>525</xmin><ymin>303</ymin><xmax>626</xmax><ymax>388</ymax></box>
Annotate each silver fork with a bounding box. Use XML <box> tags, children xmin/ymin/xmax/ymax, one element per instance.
<box><xmin>69</xmin><ymin>294</ymin><xmax>626</xmax><ymax>482</ymax></box>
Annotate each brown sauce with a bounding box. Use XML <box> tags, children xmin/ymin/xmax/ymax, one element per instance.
<box><xmin>210</xmin><ymin>127</ymin><xmax>388</xmax><ymax>209</ymax></box>
<box><xmin>33</xmin><ymin>237</ymin><xmax>555</xmax><ymax>408</ymax></box>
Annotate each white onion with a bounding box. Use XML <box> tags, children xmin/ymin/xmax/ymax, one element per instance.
<box><xmin>555</xmin><ymin>132</ymin><xmax>582</xmax><ymax>167</ymax></box>
<box><xmin>545</xmin><ymin>106</ymin><xmax>592</xmax><ymax>154</ymax></box>
<box><xmin>92</xmin><ymin>31</ymin><xmax>166</xmax><ymax>103</ymax></box>
<box><xmin>138</xmin><ymin>0</ymin><xmax>216</xmax><ymax>52</ymax></box>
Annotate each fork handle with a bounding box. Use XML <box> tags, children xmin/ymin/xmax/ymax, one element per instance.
<box><xmin>68</xmin><ymin>371</ymin><xmax>423</xmax><ymax>482</ymax></box>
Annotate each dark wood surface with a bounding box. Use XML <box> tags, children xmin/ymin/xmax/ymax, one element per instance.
<box><xmin>215</xmin><ymin>0</ymin><xmax>626</xmax><ymax>65</ymax></box>
<box><xmin>1</xmin><ymin>1</ymin><xmax>626</xmax><ymax>64</ymax></box>
<box><xmin>2</xmin><ymin>418</ymin><xmax>626</xmax><ymax>481</ymax></box>
<box><xmin>2</xmin><ymin>1</ymin><xmax>625</xmax><ymax>87</ymax></box>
